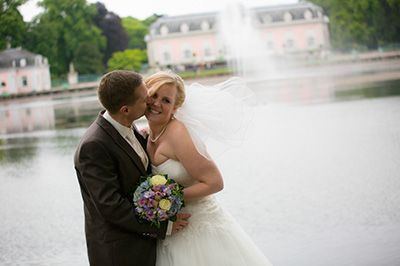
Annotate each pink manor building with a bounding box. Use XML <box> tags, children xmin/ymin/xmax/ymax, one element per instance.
<box><xmin>0</xmin><ymin>47</ymin><xmax>51</xmax><ymax>96</ymax></box>
<box><xmin>145</xmin><ymin>1</ymin><xmax>330</xmax><ymax>69</ymax></box>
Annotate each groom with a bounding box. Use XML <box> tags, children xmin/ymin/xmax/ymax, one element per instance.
<box><xmin>74</xmin><ymin>70</ymin><xmax>190</xmax><ymax>266</ymax></box>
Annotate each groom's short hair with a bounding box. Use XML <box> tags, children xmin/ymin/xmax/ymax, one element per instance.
<box><xmin>98</xmin><ymin>70</ymin><xmax>143</xmax><ymax>114</ymax></box>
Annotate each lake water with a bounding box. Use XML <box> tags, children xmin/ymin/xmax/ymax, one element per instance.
<box><xmin>1</xmin><ymin>60</ymin><xmax>400</xmax><ymax>265</ymax></box>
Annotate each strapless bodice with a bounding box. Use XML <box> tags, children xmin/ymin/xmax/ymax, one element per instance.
<box><xmin>151</xmin><ymin>159</ymin><xmax>197</xmax><ymax>188</ymax></box>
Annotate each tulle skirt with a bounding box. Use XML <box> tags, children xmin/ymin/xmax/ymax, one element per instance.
<box><xmin>156</xmin><ymin>196</ymin><xmax>272</xmax><ymax>266</ymax></box>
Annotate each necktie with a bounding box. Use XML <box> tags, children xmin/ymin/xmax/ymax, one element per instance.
<box><xmin>126</xmin><ymin>127</ymin><xmax>149</xmax><ymax>170</ymax></box>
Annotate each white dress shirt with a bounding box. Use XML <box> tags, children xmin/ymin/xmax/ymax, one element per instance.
<box><xmin>103</xmin><ymin>111</ymin><xmax>148</xmax><ymax>170</ymax></box>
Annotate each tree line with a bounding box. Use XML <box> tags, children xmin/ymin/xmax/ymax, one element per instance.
<box><xmin>308</xmin><ymin>0</ymin><xmax>400</xmax><ymax>51</ymax></box>
<box><xmin>0</xmin><ymin>0</ymin><xmax>160</xmax><ymax>78</ymax></box>
<box><xmin>1</xmin><ymin>0</ymin><xmax>400</xmax><ymax>79</ymax></box>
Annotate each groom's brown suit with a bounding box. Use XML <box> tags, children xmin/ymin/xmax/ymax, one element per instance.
<box><xmin>74</xmin><ymin>111</ymin><xmax>168</xmax><ymax>266</ymax></box>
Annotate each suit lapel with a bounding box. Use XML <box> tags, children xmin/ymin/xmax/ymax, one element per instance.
<box><xmin>96</xmin><ymin>112</ymin><xmax>147</xmax><ymax>176</ymax></box>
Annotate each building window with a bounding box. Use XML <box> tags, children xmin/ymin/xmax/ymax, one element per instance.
<box><xmin>182</xmin><ymin>43</ymin><xmax>193</xmax><ymax>62</ymax></box>
<box><xmin>163</xmin><ymin>52</ymin><xmax>171</xmax><ymax>62</ymax></box>
<box><xmin>285</xmin><ymin>32</ymin><xmax>295</xmax><ymax>50</ymax></box>
<box><xmin>201</xmin><ymin>21</ymin><xmax>210</xmax><ymax>31</ymax></box>
<box><xmin>202</xmin><ymin>40</ymin><xmax>214</xmax><ymax>60</ymax></box>
<box><xmin>22</xmin><ymin>76</ymin><xmax>28</xmax><ymax>86</ymax></box>
<box><xmin>284</xmin><ymin>12</ymin><xmax>293</xmax><ymax>22</ymax></box>
<box><xmin>306</xmin><ymin>29</ymin><xmax>316</xmax><ymax>49</ymax></box>
<box><xmin>180</xmin><ymin>23</ymin><xmax>189</xmax><ymax>33</ymax></box>
<box><xmin>263</xmin><ymin>15</ymin><xmax>273</xmax><ymax>24</ymax></box>
<box><xmin>307</xmin><ymin>37</ymin><xmax>315</xmax><ymax>47</ymax></box>
<box><xmin>160</xmin><ymin>25</ymin><xmax>169</xmax><ymax>36</ymax></box>
<box><xmin>162</xmin><ymin>44</ymin><xmax>172</xmax><ymax>64</ymax></box>
<box><xmin>20</xmin><ymin>58</ymin><xmax>27</xmax><ymax>67</ymax></box>
<box><xmin>265</xmin><ymin>34</ymin><xmax>274</xmax><ymax>50</ymax></box>
<box><xmin>184</xmin><ymin>50</ymin><xmax>192</xmax><ymax>59</ymax></box>
<box><xmin>304</xmin><ymin>9</ymin><xmax>313</xmax><ymax>20</ymax></box>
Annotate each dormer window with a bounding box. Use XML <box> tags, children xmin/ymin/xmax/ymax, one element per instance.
<box><xmin>180</xmin><ymin>23</ymin><xmax>189</xmax><ymax>33</ymax></box>
<box><xmin>201</xmin><ymin>21</ymin><xmax>210</xmax><ymax>31</ymax></box>
<box><xmin>304</xmin><ymin>9</ymin><xmax>313</xmax><ymax>20</ymax></box>
<box><xmin>160</xmin><ymin>25</ymin><xmax>169</xmax><ymax>36</ymax></box>
<box><xmin>35</xmin><ymin>56</ymin><xmax>42</xmax><ymax>66</ymax></box>
<box><xmin>283</xmin><ymin>12</ymin><xmax>293</xmax><ymax>22</ymax></box>
<box><xmin>263</xmin><ymin>15</ymin><xmax>273</xmax><ymax>24</ymax></box>
<box><xmin>20</xmin><ymin>58</ymin><xmax>26</xmax><ymax>67</ymax></box>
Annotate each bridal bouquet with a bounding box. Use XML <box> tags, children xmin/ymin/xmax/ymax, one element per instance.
<box><xmin>133</xmin><ymin>174</ymin><xmax>185</xmax><ymax>228</ymax></box>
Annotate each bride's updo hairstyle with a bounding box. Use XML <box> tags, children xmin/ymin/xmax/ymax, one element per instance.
<box><xmin>145</xmin><ymin>71</ymin><xmax>186</xmax><ymax>108</ymax></box>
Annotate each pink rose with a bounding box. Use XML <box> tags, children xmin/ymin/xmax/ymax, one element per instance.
<box><xmin>148</xmin><ymin>199</ymin><xmax>157</xmax><ymax>208</ymax></box>
<box><xmin>138</xmin><ymin>197</ymin><xmax>148</xmax><ymax>207</ymax></box>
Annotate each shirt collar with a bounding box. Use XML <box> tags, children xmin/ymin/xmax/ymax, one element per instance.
<box><xmin>103</xmin><ymin>111</ymin><xmax>132</xmax><ymax>138</ymax></box>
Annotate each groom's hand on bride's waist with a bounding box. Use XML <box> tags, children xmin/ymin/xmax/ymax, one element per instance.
<box><xmin>172</xmin><ymin>213</ymin><xmax>191</xmax><ymax>233</ymax></box>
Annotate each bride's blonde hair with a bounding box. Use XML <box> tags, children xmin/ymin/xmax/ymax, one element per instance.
<box><xmin>145</xmin><ymin>71</ymin><xmax>186</xmax><ymax>108</ymax></box>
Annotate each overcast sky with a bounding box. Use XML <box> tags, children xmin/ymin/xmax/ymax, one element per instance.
<box><xmin>19</xmin><ymin>0</ymin><xmax>298</xmax><ymax>21</ymax></box>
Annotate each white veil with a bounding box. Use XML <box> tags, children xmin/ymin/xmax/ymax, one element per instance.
<box><xmin>174</xmin><ymin>77</ymin><xmax>256</xmax><ymax>160</ymax></box>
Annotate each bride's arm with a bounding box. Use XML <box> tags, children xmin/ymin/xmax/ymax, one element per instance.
<box><xmin>169</xmin><ymin>122</ymin><xmax>224</xmax><ymax>201</ymax></box>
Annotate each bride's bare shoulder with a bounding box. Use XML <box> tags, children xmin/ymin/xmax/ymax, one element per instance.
<box><xmin>168</xmin><ymin>119</ymin><xmax>191</xmax><ymax>140</ymax></box>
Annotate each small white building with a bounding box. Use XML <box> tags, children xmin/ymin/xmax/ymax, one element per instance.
<box><xmin>0</xmin><ymin>47</ymin><xmax>51</xmax><ymax>96</ymax></box>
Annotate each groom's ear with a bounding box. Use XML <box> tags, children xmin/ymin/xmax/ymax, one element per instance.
<box><xmin>120</xmin><ymin>105</ymin><xmax>129</xmax><ymax>114</ymax></box>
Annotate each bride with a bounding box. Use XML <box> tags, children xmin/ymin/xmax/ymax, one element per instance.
<box><xmin>144</xmin><ymin>71</ymin><xmax>272</xmax><ymax>266</ymax></box>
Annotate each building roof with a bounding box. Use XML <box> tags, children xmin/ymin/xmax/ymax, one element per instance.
<box><xmin>0</xmin><ymin>47</ymin><xmax>43</xmax><ymax>68</ymax></box>
<box><xmin>148</xmin><ymin>1</ymin><xmax>326</xmax><ymax>36</ymax></box>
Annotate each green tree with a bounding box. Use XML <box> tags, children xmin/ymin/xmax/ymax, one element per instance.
<box><xmin>0</xmin><ymin>0</ymin><xmax>28</xmax><ymax>49</ymax></box>
<box><xmin>93</xmin><ymin>2</ymin><xmax>128</xmax><ymax>67</ymax></box>
<box><xmin>107</xmin><ymin>49</ymin><xmax>147</xmax><ymax>72</ymax></box>
<box><xmin>309</xmin><ymin>0</ymin><xmax>400</xmax><ymax>50</ymax></box>
<box><xmin>142</xmin><ymin>13</ymin><xmax>162</xmax><ymax>27</ymax></box>
<box><xmin>26</xmin><ymin>0</ymin><xmax>106</xmax><ymax>77</ymax></box>
<box><xmin>122</xmin><ymin>17</ymin><xmax>148</xmax><ymax>50</ymax></box>
<box><xmin>73</xmin><ymin>42</ymin><xmax>104</xmax><ymax>74</ymax></box>
<box><xmin>372</xmin><ymin>0</ymin><xmax>400</xmax><ymax>47</ymax></box>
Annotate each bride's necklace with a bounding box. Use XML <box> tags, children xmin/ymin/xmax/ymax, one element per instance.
<box><xmin>149</xmin><ymin>119</ymin><xmax>170</xmax><ymax>143</ymax></box>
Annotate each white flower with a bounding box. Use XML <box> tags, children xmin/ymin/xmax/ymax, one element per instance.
<box><xmin>151</xmin><ymin>174</ymin><xmax>167</xmax><ymax>186</ymax></box>
<box><xmin>159</xmin><ymin>199</ymin><xmax>172</xmax><ymax>211</ymax></box>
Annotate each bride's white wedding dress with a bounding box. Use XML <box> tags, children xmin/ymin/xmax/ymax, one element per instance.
<box><xmin>153</xmin><ymin>159</ymin><xmax>273</xmax><ymax>266</ymax></box>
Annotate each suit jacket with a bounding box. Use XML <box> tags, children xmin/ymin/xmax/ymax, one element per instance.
<box><xmin>74</xmin><ymin>111</ymin><xmax>167</xmax><ymax>266</ymax></box>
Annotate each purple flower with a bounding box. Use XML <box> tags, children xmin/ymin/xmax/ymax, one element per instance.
<box><xmin>138</xmin><ymin>197</ymin><xmax>148</xmax><ymax>207</ymax></box>
<box><xmin>164</xmin><ymin>187</ymin><xmax>172</xmax><ymax>195</ymax></box>
<box><xmin>145</xmin><ymin>211</ymin><xmax>155</xmax><ymax>220</ymax></box>
<box><xmin>153</xmin><ymin>185</ymin><xmax>162</xmax><ymax>191</ymax></box>
<box><xmin>159</xmin><ymin>211</ymin><xmax>168</xmax><ymax>221</ymax></box>
<box><xmin>154</xmin><ymin>191</ymin><xmax>163</xmax><ymax>200</ymax></box>
<box><xmin>135</xmin><ymin>207</ymin><xmax>144</xmax><ymax>213</ymax></box>
<box><xmin>144</xmin><ymin>190</ymin><xmax>155</xmax><ymax>198</ymax></box>
<box><xmin>169</xmin><ymin>184</ymin><xmax>176</xmax><ymax>190</ymax></box>
<box><xmin>148</xmin><ymin>199</ymin><xmax>157</xmax><ymax>208</ymax></box>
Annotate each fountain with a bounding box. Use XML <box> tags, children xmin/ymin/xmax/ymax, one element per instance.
<box><xmin>218</xmin><ymin>1</ymin><xmax>281</xmax><ymax>83</ymax></box>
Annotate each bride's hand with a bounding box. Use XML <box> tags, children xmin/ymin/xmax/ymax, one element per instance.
<box><xmin>172</xmin><ymin>213</ymin><xmax>191</xmax><ymax>233</ymax></box>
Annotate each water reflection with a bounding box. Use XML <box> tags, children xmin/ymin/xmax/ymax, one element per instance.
<box><xmin>1</xmin><ymin>60</ymin><xmax>400</xmax><ymax>265</ymax></box>
<box><xmin>335</xmin><ymin>79</ymin><xmax>400</xmax><ymax>100</ymax></box>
